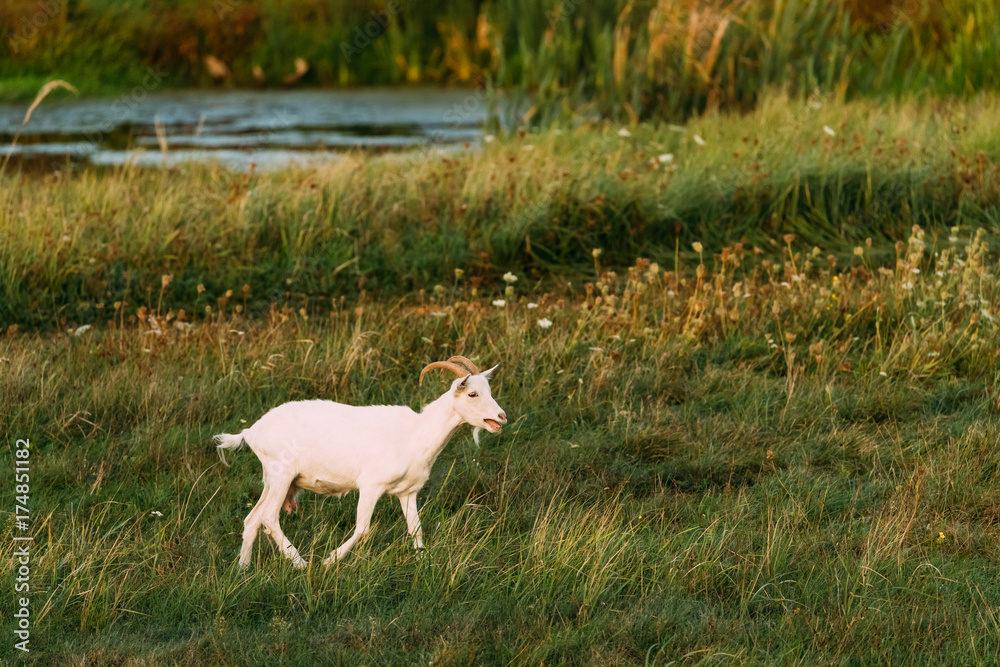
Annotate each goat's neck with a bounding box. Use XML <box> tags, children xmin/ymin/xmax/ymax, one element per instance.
<box><xmin>411</xmin><ymin>392</ymin><xmax>464</xmax><ymax>466</ymax></box>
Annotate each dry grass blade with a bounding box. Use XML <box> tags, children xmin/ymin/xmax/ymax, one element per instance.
<box><xmin>154</xmin><ymin>114</ymin><xmax>168</xmax><ymax>155</ymax></box>
<box><xmin>22</xmin><ymin>79</ymin><xmax>79</xmax><ymax>126</ymax></box>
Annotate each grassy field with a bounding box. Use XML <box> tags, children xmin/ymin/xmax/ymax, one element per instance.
<box><xmin>4</xmin><ymin>94</ymin><xmax>1000</xmax><ymax>331</ymax></box>
<box><xmin>4</xmin><ymin>94</ymin><xmax>1000</xmax><ymax>664</ymax></box>
<box><xmin>2</xmin><ymin>0</ymin><xmax>1000</xmax><ymax>121</ymax></box>
<box><xmin>5</xmin><ymin>219</ymin><xmax>1000</xmax><ymax>663</ymax></box>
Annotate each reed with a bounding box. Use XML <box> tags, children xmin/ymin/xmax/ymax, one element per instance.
<box><xmin>2</xmin><ymin>0</ymin><xmax>1000</xmax><ymax>122</ymax></box>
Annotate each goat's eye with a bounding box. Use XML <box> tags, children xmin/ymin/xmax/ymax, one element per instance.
<box><xmin>468</xmin><ymin>392</ymin><xmax>478</xmax><ymax>398</ymax></box>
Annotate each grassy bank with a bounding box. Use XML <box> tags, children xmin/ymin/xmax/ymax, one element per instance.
<box><xmin>4</xmin><ymin>218</ymin><xmax>1000</xmax><ymax>663</ymax></box>
<box><xmin>2</xmin><ymin>0</ymin><xmax>1000</xmax><ymax>120</ymax></box>
<box><xmin>3</xmin><ymin>94</ymin><xmax>1000</xmax><ymax>331</ymax></box>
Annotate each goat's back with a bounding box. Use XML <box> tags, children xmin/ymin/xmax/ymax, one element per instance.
<box><xmin>242</xmin><ymin>400</ymin><xmax>419</xmax><ymax>478</ymax></box>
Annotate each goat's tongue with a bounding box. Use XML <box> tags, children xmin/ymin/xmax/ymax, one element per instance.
<box><xmin>484</xmin><ymin>419</ymin><xmax>501</xmax><ymax>432</ymax></box>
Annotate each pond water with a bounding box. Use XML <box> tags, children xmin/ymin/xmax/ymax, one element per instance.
<box><xmin>0</xmin><ymin>88</ymin><xmax>490</xmax><ymax>169</ymax></box>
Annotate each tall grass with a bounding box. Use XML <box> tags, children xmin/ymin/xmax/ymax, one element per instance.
<box><xmin>4</xmin><ymin>217</ymin><xmax>1000</xmax><ymax>662</ymax></box>
<box><xmin>3</xmin><ymin>93</ymin><xmax>1000</xmax><ymax>330</ymax></box>
<box><xmin>3</xmin><ymin>0</ymin><xmax>1000</xmax><ymax>120</ymax></box>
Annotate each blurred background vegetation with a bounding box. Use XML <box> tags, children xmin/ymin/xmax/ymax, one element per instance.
<box><xmin>2</xmin><ymin>0</ymin><xmax>999</xmax><ymax>120</ymax></box>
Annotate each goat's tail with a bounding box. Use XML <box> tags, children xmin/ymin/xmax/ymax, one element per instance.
<box><xmin>214</xmin><ymin>431</ymin><xmax>247</xmax><ymax>467</ymax></box>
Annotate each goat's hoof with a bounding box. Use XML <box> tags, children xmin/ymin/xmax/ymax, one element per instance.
<box><xmin>291</xmin><ymin>558</ymin><xmax>307</xmax><ymax>570</ymax></box>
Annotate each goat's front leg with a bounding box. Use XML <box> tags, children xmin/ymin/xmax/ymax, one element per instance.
<box><xmin>324</xmin><ymin>486</ymin><xmax>382</xmax><ymax>566</ymax></box>
<box><xmin>397</xmin><ymin>492</ymin><xmax>424</xmax><ymax>550</ymax></box>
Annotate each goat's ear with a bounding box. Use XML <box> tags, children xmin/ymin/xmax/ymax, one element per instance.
<box><xmin>481</xmin><ymin>364</ymin><xmax>499</xmax><ymax>380</ymax></box>
<box><xmin>455</xmin><ymin>374</ymin><xmax>471</xmax><ymax>390</ymax></box>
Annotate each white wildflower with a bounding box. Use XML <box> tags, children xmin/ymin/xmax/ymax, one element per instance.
<box><xmin>492</xmin><ymin>299</ymin><xmax>506</xmax><ymax>307</ymax></box>
<box><xmin>693</xmin><ymin>134</ymin><xmax>706</xmax><ymax>146</ymax></box>
<box><xmin>618</xmin><ymin>128</ymin><xmax>631</xmax><ymax>137</ymax></box>
<box><xmin>483</xmin><ymin>134</ymin><xmax>496</xmax><ymax>143</ymax></box>
<box><xmin>73</xmin><ymin>324</ymin><xmax>92</xmax><ymax>336</ymax></box>
<box><xmin>823</xmin><ymin>126</ymin><xmax>836</xmax><ymax>136</ymax></box>
<box><xmin>527</xmin><ymin>302</ymin><xmax>538</xmax><ymax>309</ymax></box>
<box><xmin>502</xmin><ymin>272</ymin><xmax>518</xmax><ymax>284</ymax></box>
<box><xmin>658</xmin><ymin>153</ymin><xmax>674</xmax><ymax>163</ymax></box>
<box><xmin>537</xmin><ymin>318</ymin><xmax>553</xmax><ymax>329</ymax></box>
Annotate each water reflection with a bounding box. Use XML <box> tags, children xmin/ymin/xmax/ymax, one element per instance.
<box><xmin>0</xmin><ymin>88</ymin><xmax>488</xmax><ymax>169</ymax></box>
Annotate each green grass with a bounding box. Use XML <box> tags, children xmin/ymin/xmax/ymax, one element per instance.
<box><xmin>4</xmin><ymin>221</ymin><xmax>1000</xmax><ymax>663</ymax></box>
<box><xmin>3</xmin><ymin>0</ymin><xmax>1000</xmax><ymax>121</ymax></box>
<box><xmin>4</xmin><ymin>92</ymin><xmax>1000</xmax><ymax>663</ymax></box>
<box><xmin>3</xmin><ymin>93</ymin><xmax>1000</xmax><ymax>331</ymax></box>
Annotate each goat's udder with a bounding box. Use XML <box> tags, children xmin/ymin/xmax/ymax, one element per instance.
<box><xmin>282</xmin><ymin>483</ymin><xmax>299</xmax><ymax>513</ymax></box>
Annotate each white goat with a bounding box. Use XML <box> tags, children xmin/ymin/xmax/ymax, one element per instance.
<box><xmin>214</xmin><ymin>356</ymin><xmax>506</xmax><ymax>569</ymax></box>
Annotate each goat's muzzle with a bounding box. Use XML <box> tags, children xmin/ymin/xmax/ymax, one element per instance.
<box><xmin>483</xmin><ymin>412</ymin><xmax>506</xmax><ymax>433</ymax></box>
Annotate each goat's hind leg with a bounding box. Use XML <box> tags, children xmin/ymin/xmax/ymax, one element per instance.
<box><xmin>239</xmin><ymin>469</ymin><xmax>272</xmax><ymax>568</ymax></box>
<box><xmin>259</xmin><ymin>470</ymin><xmax>308</xmax><ymax>569</ymax></box>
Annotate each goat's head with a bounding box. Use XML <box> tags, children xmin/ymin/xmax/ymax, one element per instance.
<box><xmin>420</xmin><ymin>356</ymin><xmax>507</xmax><ymax>435</ymax></box>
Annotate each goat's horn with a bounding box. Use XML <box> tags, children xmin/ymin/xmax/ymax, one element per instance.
<box><xmin>419</xmin><ymin>361</ymin><xmax>470</xmax><ymax>386</ymax></box>
<box><xmin>448</xmin><ymin>355</ymin><xmax>480</xmax><ymax>375</ymax></box>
